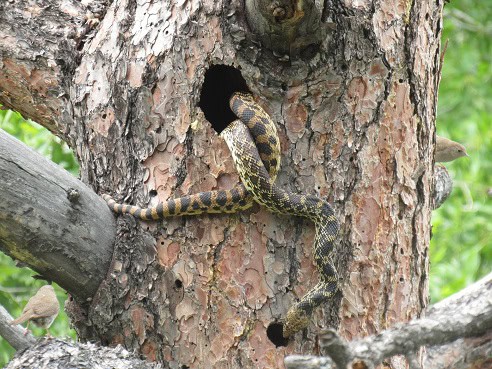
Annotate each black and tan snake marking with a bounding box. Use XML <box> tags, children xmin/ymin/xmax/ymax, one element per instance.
<box><xmin>103</xmin><ymin>92</ymin><xmax>339</xmax><ymax>337</ymax></box>
<box><xmin>102</xmin><ymin>93</ymin><xmax>281</xmax><ymax>219</ymax></box>
<box><xmin>221</xmin><ymin>119</ymin><xmax>339</xmax><ymax>337</ymax></box>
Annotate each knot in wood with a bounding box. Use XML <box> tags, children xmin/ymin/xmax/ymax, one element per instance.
<box><xmin>272</xmin><ymin>6</ymin><xmax>286</xmax><ymax>21</ymax></box>
<box><xmin>269</xmin><ymin>1</ymin><xmax>294</xmax><ymax>22</ymax></box>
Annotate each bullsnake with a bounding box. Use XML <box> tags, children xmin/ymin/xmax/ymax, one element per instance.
<box><xmin>103</xmin><ymin>92</ymin><xmax>339</xmax><ymax>337</ymax></box>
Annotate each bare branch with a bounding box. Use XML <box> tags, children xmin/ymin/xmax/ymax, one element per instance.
<box><xmin>0</xmin><ymin>305</ymin><xmax>36</xmax><ymax>351</ymax></box>
<box><xmin>424</xmin><ymin>332</ymin><xmax>492</xmax><ymax>369</ymax></box>
<box><xmin>0</xmin><ymin>0</ymin><xmax>108</xmax><ymax>133</ymax></box>
<box><xmin>0</xmin><ymin>129</ymin><xmax>115</xmax><ymax>302</ymax></box>
<box><xmin>319</xmin><ymin>329</ymin><xmax>352</xmax><ymax>369</ymax></box>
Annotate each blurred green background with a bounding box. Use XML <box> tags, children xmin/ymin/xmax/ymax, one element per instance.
<box><xmin>0</xmin><ymin>0</ymin><xmax>491</xmax><ymax>365</ymax></box>
<box><xmin>430</xmin><ymin>0</ymin><xmax>492</xmax><ymax>301</ymax></box>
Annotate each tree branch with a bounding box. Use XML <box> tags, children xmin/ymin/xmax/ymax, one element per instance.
<box><xmin>0</xmin><ymin>0</ymin><xmax>107</xmax><ymax>133</ymax></box>
<box><xmin>0</xmin><ymin>129</ymin><xmax>115</xmax><ymax>302</ymax></box>
<box><xmin>0</xmin><ymin>305</ymin><xmax>36</xmax><ymax>351</ymax></box>
<box><xmin>285</xmin><ymin>272</ymin><xmax>492</xmax><ymax>369</ymax></box>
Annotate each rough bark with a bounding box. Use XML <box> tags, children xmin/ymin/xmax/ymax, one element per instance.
<box><xmin>4</xmin><ymin>273</ymin><xmax>489</xmax><ymax>368</ymax></box>
<box><xmin>244</xmin><ymin>0</ymin><xmax>328</xmax><ymax>57</ymax></box>
<box><xmin>5</xmin><ymin>339</ymin><xmax>161</xmax><ymax>369</ymax></box>
<box><xmin>0</xmin><ymin>129</ymin><xmax>115</xmax><ymax>302</ymax></box>
<box><xmin>0</xmin><ymin>0</ymin><xmax>102</xmax><ymax>135</ymax></box>
<box><xmin>1</xmin><ymin>0</ymin><xmax>446</xmax><ymax>368</ymax></box>
<box><xmin>433</xmin><ymin>165</ymin><xmax>453</xmax><ymax>209</ymax></box>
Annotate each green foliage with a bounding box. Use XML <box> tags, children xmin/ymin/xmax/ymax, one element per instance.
<box><xmin>431</xmin><ymin>0</ymin><xmax>492</xmax><ymax>301</ymax></box>
<box><xmin>0</xmin><ymin>110</ymin><xmax>78</xmax><ymax>365</ymax></box>
<box><xmin>0</xmin><ymin>110</ymin><xmax>79</xmax><ymax>175</ymax></box>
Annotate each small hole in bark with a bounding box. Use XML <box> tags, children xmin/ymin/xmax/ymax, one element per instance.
<box><xmin>281</xmin><ymin>83</ymin><xmax>288</xmax><ymax>91</ymax></box>
<box><xmin>399</xmin><ymin>78</ymin><xmax>404</xmax><ymax>83</ymax></box>
<box><xmin>267</xmin><ymin>322</ymin><xmax>289</xmax><ymax>347</ymax></box>
<box><xmin>399</xmin><ymin>277</ymin><xmax>404</xmax><ymax>282</ymax></box>
<box><xmin>149</xmin><ymin>189</ymin><xmax>157</xmax><ymax>197</ymax></box>
<box><xmin>300</xmin><ymin>43</ymin><xmax>320</xmax><ymax>60</ymax></box>
<box><xmin>175</xmin><ymin>279</ymin><xmax>183</xmax><ymax>289</ymax></box>
<box><xmin>181</xmin><ymin>366</ymin><xmax>190</xmax><ymax>369</ymax></box>
<box><xmin>199</xmin><ymin>65</ymin><xmax>249</xmax><ymax>134</ymax></box>
<box><xmin>102</xmin><ymin>113</ymin><xmax>107</xmax><ymax>119</ymax></box>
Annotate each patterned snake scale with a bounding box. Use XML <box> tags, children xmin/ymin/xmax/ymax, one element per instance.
<box><xmin>103</xmin><ymin>92</ymin><xmax>339</xmax><ymax>337</ymax></box>
<box><xmin>102</xmin><ymin>93</ymin><xmax>281</xmax><ymax>218</ymax></box>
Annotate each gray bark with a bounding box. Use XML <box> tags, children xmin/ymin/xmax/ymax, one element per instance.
<box><xmin>0</xmin><ymin>129</ymin><xmax>115</xmax><ymax>302</ymax></box>
<box><xmin>5</xmin><ymin>339</ymin><xmax>162</xmax><ymax>369</ymax></box>
<box><xmin>0</xmin><ymin>306</ymin><xmax>36</xmax><ymax>351</ymax></box>
<box><xmin>433</xmin><ymin>165</ymin><xmax>453</xmax><ymax>209</ymax></box>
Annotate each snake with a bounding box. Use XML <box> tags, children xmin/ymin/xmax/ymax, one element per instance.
<box><xmin>102</xmin><ymin>92</ymin><xmax>339</xmax><ymax>337</ymax></box>
<box><xmin>102</xmin><ymin>93</ymin><xmax>280</xmax><ymax>219</ymax></box>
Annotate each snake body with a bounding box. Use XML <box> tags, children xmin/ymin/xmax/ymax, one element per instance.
<box><xmin>102</xmin><ymin>93</ymin><xmax>280</xmax><ymax>219</ymax></box>
<box><xmin>221</xmin><ymin>119</ymin><xmax>339</xmax><ymax>337</ymax></box>
<box><xmin>103</xmin><ymin>92</ymin><xmax>339</xmax><ymax>337</ymax></box>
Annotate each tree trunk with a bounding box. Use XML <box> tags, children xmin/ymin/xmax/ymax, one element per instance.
<box><xmin>1</xmin><ymin>0</ymin><xmax>444</xmax><ymax>368</ymax></box>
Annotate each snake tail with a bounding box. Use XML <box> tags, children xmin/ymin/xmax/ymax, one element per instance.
<box><xmin>101</xmin><ymin>188</ymin><xmax>252</xmax><ymax>220</ymax></box>
<box><xmin>102</xmin><ymin>92</ymin><xmax>281</xmax><ymax>220</ymax></box>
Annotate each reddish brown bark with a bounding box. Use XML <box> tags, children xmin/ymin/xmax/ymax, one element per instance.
<box><xmin>0</xmin><ymin>0</ymin><xmax>445</xmax><ymax>368</ymax></box>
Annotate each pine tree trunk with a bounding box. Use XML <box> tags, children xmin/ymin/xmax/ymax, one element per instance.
<box><xmin>1</xmin><ymin>0</ymin><xmax>443</xmax><ymax>368</ymax></box>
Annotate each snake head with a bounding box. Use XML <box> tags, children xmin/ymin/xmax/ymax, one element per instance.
<box><xmin>229</xmin><ymin>91</ymin><xmax>255</xmax><ymax>112</ymax></box>
<box><xmin>283</xmin><ymin>306</ymin><xmax>310</xmax><ymax>338</ymax></box>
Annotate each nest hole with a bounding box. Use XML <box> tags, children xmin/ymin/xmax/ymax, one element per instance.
<box><xmin>266</xmin><ymin>322</ymin><xmax>289</xmax><ymax>347</ymax></box>
<box><xmin>199</xmin><ymin>65</ymin><xmax>249</xmax><ymax>134</ymax></box>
